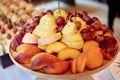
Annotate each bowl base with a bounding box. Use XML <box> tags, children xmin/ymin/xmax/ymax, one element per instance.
<box><xmin>36</xmin><ymin>75</ymin><xmax>94</xmax><ymax>80</ymax></box>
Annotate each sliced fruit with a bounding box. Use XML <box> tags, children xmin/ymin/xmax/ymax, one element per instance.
<box><xmin>71</xmin><ymin>57</ymin><xmax>79</xmax><ymax>74</ymax></box>
<box><xmin>83</xmin><ymin>40</ymin><xmax>99</xmax><ymax>52</ymax></box>
<box><xmin>58</xmin><ymin>48</ymin><xmax>80</xmax><ymax>61</ymax></box>
<box><xmin>22</xmin><ymin>33</ymin><xmax>38</xmax><ymax>44</ymax></box>
<box><xmin>38</xmin><ymin>32</ymin><xmax>62</xmax><ymax>46</ymax></box>
<box><xmin>43</xmin><ymin>61</ymin><xmax>70</xmax><ymax>74</ymax></box>
<box><xmin>77</xmin><ymin>53</ymin><xmax>87</xmax><ymax>73</ymax></box>
<box><xmin>16</xmin><ymin>44</ymin><xmax>41</xmax><ymax>55</ymax></box>
<box><xmin>86</xmin><ymin>47</ymin><xmax>103</xmax><ymax>70</ymax></box>
<box><xmin>45</xmin><ymin>42</ymin><xmax>67</xmax><ymax>53</ymax></box>
<box><xmin>31</xmin><ymin>53</ymin><xmax>58</xmax><ymax>70</ymax></box>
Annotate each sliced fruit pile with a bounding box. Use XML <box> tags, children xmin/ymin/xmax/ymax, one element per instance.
<box><xmin>10</xmin><ymin>9</ymin><xmax>118</xmax><ymax>75</ymax></box>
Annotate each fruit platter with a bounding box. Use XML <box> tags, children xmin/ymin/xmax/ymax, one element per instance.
<box><xmin>9</xmin><ymin>7</ymin><xmax>119</xmax><ymax>80</ymax></box>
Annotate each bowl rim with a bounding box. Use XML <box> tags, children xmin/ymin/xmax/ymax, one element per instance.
<box><xmin>8</xmin><ymin>36</ymin><xmax>119</xmax><ymax>79</ymax></box>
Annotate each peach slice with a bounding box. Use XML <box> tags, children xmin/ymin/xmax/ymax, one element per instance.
<box><xmin>58</xmin><ymin>48</ymin><xmax>80</xmax><ymax>61</ymax></box>
<box><xmin>77</xmin><ymin>53</ymin><xmax>87</xmax><ymax>73</ymax></box>
<box><xmin>31</xmin><ymin>53</ymin><xmax>58</xmax><ymax>70</ymax></box>
<box><xmin>83</xmin><ymin>40</ymin><xmax>99</xmax><ymax>52</ymax></box>
<box><xmin>71</xmin><ymin>57</ymin><xmax>78</xmax><ymax>74</ymax></box>
<box><xmin>16</xmin><ymin>44</ymin><xmax>41</xmax><ymax>55</ymax></box>
<box><xmin>71</xmin><ymin>53</ymin><xmax>87</xmax><ymax>73</ymax></box>
<box><xmin>38</xmin><ymin>32</ymin><xmax>62</xmax><ymax>46</ymax></box>
<box><xmin>22</xmin><ymin>33</ymin><xmax>38</xmax><ymax>44</ymax></box>
<box><xmin>43</xmin><ymin>61</ymin><xmax>70</xmax><ymax>74</ymax></box>
<box><xmin>15</xmin><ymin>53</ymin><xmax>33</xmax><ymax>64</ymax></box>
<box><xmin>86</xmin><ymin>47</ymin><xmax>104</xmax><ymax>70</ymax></box>
<box><xmin>45</xmin><ymin>42</ymin><xmax>67</xmax><ymax>53</ymax></box>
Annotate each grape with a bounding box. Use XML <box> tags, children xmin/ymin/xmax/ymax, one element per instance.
<box><xmin>66</xmin><ymin>13</ymin><xmax>73</xmax><ymax>21</ymax></box>
<box><xmin>100</xmin><ymin>24</ymin><xmax>108</xmax><ymax>32</ymax></box>
<box><xmin>39</xmin><ymin>12</ymin><xmax>45</xmax><ymax>17</ymax></box>
<box><xmin>94</xmin><ymin>34</ymin><xmax>104</xmax><ymax>43</ymax></box>
<box><xmin>79</xmin><ymin>11</ymin><xmax>87</xmax><ymax>17</ymax></box>
<box><xmin>1</xmin><ymin>28</ymin><xmax>6</xmax><ymax>34</ymax></box>
<box><xmin>104</xmin><ymin>29</ymin><xmax>113</xmax><ymax>36</ymax></box>
<box><xmin>14</xmin><ymin>33</ymin><xmax>24</xmax><ymax>44</ymax></box>
<box><xmin>26</xmin><ymin>25</ymin><xmax>35</xmax><ymax>33</ymax></box>
<box><xmin>76</xmin><ymin>12</ymin><xmax>82</xmax><ymax>18</ymax></box>
<box><xmin>57</xmin><ymin>25</ymin><xmax>64</xmax><ymax>32</ymax></box>
<box><xmin>56</xmin><ymin>16</ymin><xmax>65</xmax><ymax>25</ymax></box>
<box><xmin>81</xmin><ymin>28</ymin><xmax>89</xmax><ymax>33</ymax></box>
<box><xmin>88</xmin><ymin>26</ymin><xmax>96</xmax><ymax>34</ymax></box>
<box><xmin>19</xmin><ymin>28</ymin><xmax>26</xmax><ymax>34</ymax></box>
<box><xmin>7</xmin><ymin>24</ymin><xmax>13</xmax><ymax>29</ymax></box>
<box><xmin>83</xmin><ymin>15</ymin><xmax>92</xmax><ymax>24</ymax></box>
<box><xmin>33</xmin><ymin>16</ymin><xmax>40</xmax><ymax>23</ymax></box>
<box><xmin>81</xmin><ymin>32</ymin><xmax>93</xmax><ymax>41</ymax></box>
<box><xmin>92</xmin><ymin>17</ymin><xmax>99</xmax><ymax>23</ymax></box>
<box><xmin>92</xmin><ymin>22</ymin><xmax>100</xmax><ymax>30</ymax></box>
<box><xmin>46</xmin><ymin>10</ymin><xmax>53</xmax><ymax>15</ymax></box>
<box><xmin>6</xmin><ymin>33</ymin><xmax>12</xmax><ymax>39</ymax></box>
<box><xmin>23</xmin><ymin>23</ymin><xmax>30</xmax><ymax>29</ymax></box>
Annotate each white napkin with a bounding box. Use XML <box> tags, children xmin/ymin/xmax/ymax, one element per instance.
<box><xmin>0</xmin><ymin>65</ymin><xmax>37</xmax><ymax>80</ymax></box>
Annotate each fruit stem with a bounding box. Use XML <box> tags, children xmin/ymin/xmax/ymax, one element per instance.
<box><xmin>58</xmin><ymin>1</ymin><xmax>61</xmax><ymax>16</ymax></box>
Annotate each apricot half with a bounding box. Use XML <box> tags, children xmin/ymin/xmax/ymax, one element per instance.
<box><xmin>58</xmin><ymin>48</ymin><xmax>80</xmax><ymax>61</ymax></box>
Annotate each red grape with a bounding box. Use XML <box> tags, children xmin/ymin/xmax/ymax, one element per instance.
<box><xmin>26</xmin><ymin>25</ymin><xmax>35</xmax><ymax>33</ymax></box>
<box><xmin>81</xmin><ymin>32</ymin><xmax>93</xmax><ymax>41</ymax></box>
<box><xmin>23</xmin><ymin>23</ymin><xmax>30</xmax><ymax>29</ymax></box>
<box><xmin>56</xmin><ymin>16</ymin><xmax>65</xmax><ymax>25</ymax></box>
<box><xmin>46</xmin><ymin>10</ymin><xmax>53</xmax><ymax>15</ymax></box>
<box><xmin>83</xmin><ymin>15</ymin><xmax>92</xmax><ymax>24</ymax></box>
<box><xmin>92</xmin><ymin>17</ymin><xmax>99</xmax><ymax>23</ymax></box>
<box><xmin>81</xmin><ymin>28</ymin><xmax>89</xmax><ymax>33</ymax></box>
<box><xmin>100</xmin><ymin>24</ymin><xmax>108</xmax><ymax>32</ymax></box>
<box><xmin>94</xmin><ymin>34</ymin><xmax>104</xmax><ymax>43</ymax></box>
<box><xmin>92</xmin><ymin>22</ymin><xmax>100</xmax><ymax>30</ymax></box>
<box><xmin>39</xmin><ymin>12</ymin><xmax>45</xmax><ymax>17</ymax></box>
<box><xmin>88</xmin><ymin>26</ymin><xmax>96</xmax><ymax>34</ymax></box>
<box><xmin>57</xmin><ymin>25</ymin><xmax>64</xmax><ymax>32</ymax></box>
<box><xmin>33</xmin><ymin>16</ymin><xmax>41</xmax><ymax>23</ymax></box>
<box><xmin>80</xmin><ymin>11</ymin><xmax>87</xmax><ymax>17</ymax></box>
